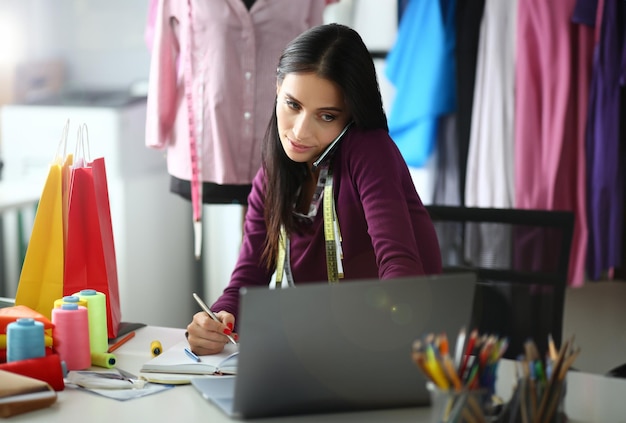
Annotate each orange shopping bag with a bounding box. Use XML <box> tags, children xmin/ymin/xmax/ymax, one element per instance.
<box><xmin>14</xmin><ymin>123</ymin><xmax>73</xmax><ymax>320</ymax></box>
<box><xmin>62</xmin><ymin>125</ymin><xmax>121</xmax><ymax>338</ymax></box>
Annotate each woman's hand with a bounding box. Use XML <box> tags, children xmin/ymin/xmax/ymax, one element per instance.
<box><xmin>186</xmin><ymin>310</ymin><xmax>237</xmax><ymax>355</ymax></box>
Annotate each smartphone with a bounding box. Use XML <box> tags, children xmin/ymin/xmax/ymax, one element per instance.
<box><xmin>312</xmin><ymin>121</ymin><xmax>353</xmax><ymax>170</ymax></box>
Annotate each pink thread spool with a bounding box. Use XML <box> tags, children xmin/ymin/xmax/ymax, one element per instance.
<box><xmin>51</xmin><ymin>303</ymin><xmax>91</xmax><ymax>370</ymax></box>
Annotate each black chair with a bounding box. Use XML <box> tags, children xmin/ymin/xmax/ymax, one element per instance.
<box><xmin>607</xmin><ymin>363</ymin><xmax>626</xmax><ymax>378</ymax></box>
<box><xmin>425</xmin><ymin>205</ymin><xmax>575</xmax><ymax>359</ymax></box>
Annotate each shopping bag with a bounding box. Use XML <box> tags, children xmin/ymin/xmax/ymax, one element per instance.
<box><xmin>14</xmin><ymin>123</ymin><xmax>73</xmax><ymax>320</ymax></box>
<box><xmin>63</xmin><ymin>125</ymin><xmax>121</xmax><ymax>338</ymax></box>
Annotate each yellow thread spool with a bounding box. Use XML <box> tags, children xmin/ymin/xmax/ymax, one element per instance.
<box><xmin>54</xmin><ymin>295</ymin><xmax>88</xmax><ymax>309</ymax></box>
<box><xmin>0</xmin><ymin>334</ymin><xmax>53</xmax><ymax>349</ymax></box>
<box><xmin>90</xmin><ymin>352</ymin><xmax>117</xmax><ymax>368</ymax></box>
<box><xmin>151</xmin><ymin>340</ymin><xmax>162</xmax><ymax>357</ymax></box>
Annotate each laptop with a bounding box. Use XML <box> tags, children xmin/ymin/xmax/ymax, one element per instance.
<box><xmin>191</xmin><ymin>273</ymin><xmax>477</xmax><ymax>419</ymax></box>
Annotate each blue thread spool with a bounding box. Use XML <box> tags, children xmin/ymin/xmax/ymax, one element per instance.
<box><xmin>7</xmin><ymin>318</ymin><xmax>45</xmax><ymax>362</ymax></box>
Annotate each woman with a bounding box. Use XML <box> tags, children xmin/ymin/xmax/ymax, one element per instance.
<box><xmin>187</xmin><ymin>23</ymin><xmax>442</xmax><ymax>355</ymax></box>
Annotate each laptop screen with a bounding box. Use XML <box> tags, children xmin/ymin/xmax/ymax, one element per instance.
<box><xmin>227</xmin><ymin>273</ymin><xmax>477</xmax><ymax>418</ymax></box>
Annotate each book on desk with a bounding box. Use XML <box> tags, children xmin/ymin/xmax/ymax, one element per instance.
<box><xmin>0</xmin><ymin>370</ymin><xmax>57</xmax><ymax>417</ymax></box>
<box><xmin>139</xmin><ymin>340</ymin><xmax>238</xmax><ymax>384</ymax></box>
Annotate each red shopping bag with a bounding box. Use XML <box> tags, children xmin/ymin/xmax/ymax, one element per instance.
<box><xmin>63</xmin><ymin>126</ymin><xmax>121</xmax><ymax>338</ymax></box>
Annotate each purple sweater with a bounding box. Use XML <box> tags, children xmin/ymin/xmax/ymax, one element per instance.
<box><xmin>211</xmin><ymin>128</ymin><xmax>442</xmax><ymax>319</ymax></box>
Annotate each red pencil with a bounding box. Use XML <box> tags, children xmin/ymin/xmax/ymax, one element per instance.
<box><xmin>107</xmin><ymin>331</ymin><xmax>136</xmax><ymax>353</ymax></box>
<box><xmin>458</xmin><ymin>328</ymin><xmax>478</xmax><ymax>380</ymax></box>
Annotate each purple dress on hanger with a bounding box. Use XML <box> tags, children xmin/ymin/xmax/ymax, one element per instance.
<box><xmin>585</xmin><ymin>0</ymin><xmax>625</xmax><ymax>280</ymax></box>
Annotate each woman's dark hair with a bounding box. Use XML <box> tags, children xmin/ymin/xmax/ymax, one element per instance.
<box><xmin>261</xmin><ymin>23</ymin><xmax>388</xmax><ymax>268</ymax></box>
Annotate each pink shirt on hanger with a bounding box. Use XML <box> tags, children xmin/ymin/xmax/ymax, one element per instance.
<box><xmin>145</xmin><ymin>0</ymin><xmax>327</xmax><ymax>185</ymax></box>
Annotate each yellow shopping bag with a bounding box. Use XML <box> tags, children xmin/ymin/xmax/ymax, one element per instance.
<box><xmin>14</xmin><ymin>122</ymin><xmax>73</xmax><ymax>320</ymax></box>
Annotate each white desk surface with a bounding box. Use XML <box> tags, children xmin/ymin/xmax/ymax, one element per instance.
<box><xmin>0</xmin><ymin>180</ymin><xmax>41</xmax><ymax>212</ymax></box>
<box><xmin>8</xmin><ymin>325</ymin><xmax>626</xmax><ymax>423</ymax></box>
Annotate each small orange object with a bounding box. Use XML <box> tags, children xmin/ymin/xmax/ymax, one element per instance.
<box><xmin>107</xmin><ymin>331</ymin><xmax>136</xmax><ymax>353</ymax></box>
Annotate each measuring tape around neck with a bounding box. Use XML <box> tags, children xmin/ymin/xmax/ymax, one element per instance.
<box><xmin>275</xmin><ymin>167</ymin><xmax>343</xmax><ymax>287</ymax></box>
<box><xmin>322</xmin><ymin>170</ymin><xmax>343</xmax><ymax>283</ymax></box>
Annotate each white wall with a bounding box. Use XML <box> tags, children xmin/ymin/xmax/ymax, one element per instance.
<box><xmin>0</xmin><ymin>0</ymin><xmax>63</xmax><ymax>64</ymax></box>
<box><xmin>52</xmin><ymin>0</ymin><xmax>151</xmax><ymax>90</ymax></box>
<box><xmin>0</xmin><ymin>0</ymin><xmax>150</xmax><ymax>91</ymax></box>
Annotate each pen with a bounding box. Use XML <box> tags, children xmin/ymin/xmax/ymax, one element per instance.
<box><xmin>184</xmin><ymin>347</ymin><xmax>201</xmax><ymax>363</ymax></box>
<box><xmin>107</xmin><ymin>331</ymin><xmax>135</xmax><ymax>353</ymax></box>
<box><xmin>192</xmin><ymin>293</ymin><xmax>237</xmax><ymax>345</ymax></box>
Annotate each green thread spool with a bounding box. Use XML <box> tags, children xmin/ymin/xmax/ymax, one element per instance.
<box><xmin>90</xmin><ymin>352</ymin><xmax>117</xmax><ymax>368</ymax></box>
<box><xmin>73</xmin><ymin>289</ymin><xmax>108</xmax><ymax>354</ymax></box>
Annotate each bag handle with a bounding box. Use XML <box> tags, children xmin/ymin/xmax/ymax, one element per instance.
<box><xmin>73</xmin><ymin>123</ymin><xmax>92</xmax><ymax>168</ymax></box>
<box><xmin>54</xmin><ymin>119</ymin><xmax>70</xmax><ymax>165</ymax></box>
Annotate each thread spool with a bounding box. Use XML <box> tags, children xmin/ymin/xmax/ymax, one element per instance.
<box><xmin>6</xmin><ymin>318</ymin><xmax>45</xmax><ymax>362</ymax></box>
<box><xmin>73</xmin><ymin>289</ymin><xmax>108</xmax><ymax>354</ymax></box>
<box><xmin>0</xmin><ymin>354</ymin><xmax>66</xmax><ymax>391</ymax></box>
<box><xmin>51</xmin><ymin>304</ymin><xmax>91</xmax><ymax>370</ymax></box>
<box><xmin>151</xmin><ymin>340</ymin><xmax>162</xmax><ymax>357</ymax></box>
<box><xmin>90</xmin><ymin>352</ymin><xmax>117</xmax><ymax>368</ymax></box>
<box><xmin>0</xmin><ymin>334</ymin><xmax>53</xmax><ymax>348</ymax></box>
<box><xmin>53</xmin><ymin>295</ymin><xmax>88</xmax><ymax>309</ymax></box>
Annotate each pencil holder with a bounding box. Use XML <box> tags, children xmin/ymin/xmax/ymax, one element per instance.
<box><xmin>427</xmin><ymin>382</ymin><xmax>505</xmax><ymax>423</ymax></box>
<box><xmin>504</xmin><ymin>378</ymin><xmax>567</xmax><ymax>423</ymax></box>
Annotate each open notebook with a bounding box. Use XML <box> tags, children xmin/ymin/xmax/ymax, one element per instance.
<box><xmin>191</xmin><ymin>273</ymin><xmax>477</xmax><ymax>419</ymax></box>
<box><xmin>139</xmin><ymin>341</ymin><xmax>238</xmax><ymax>384</ymax></box>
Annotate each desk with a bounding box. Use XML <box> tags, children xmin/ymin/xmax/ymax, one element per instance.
<box><xmin>7</xmin><ymin>326</ymin><xmax>626</xmax><ymax>423</ymax></box>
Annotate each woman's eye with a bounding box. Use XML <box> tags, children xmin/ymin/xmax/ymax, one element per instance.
<box><xmin>321</xmin><ymin>114</ymin><xmax>335</xmax><ymax>122</ymax></box>
<box><xmin>285</xmin><ymin>99</ymin><xmax>300</xmax><ymax>110</ymax></box>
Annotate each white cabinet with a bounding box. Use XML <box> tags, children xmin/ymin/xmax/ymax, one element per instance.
<box><xmin>1</xmin><ymin>98</ymin><xmax>199</xmax><ymax>328</ymax></box>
